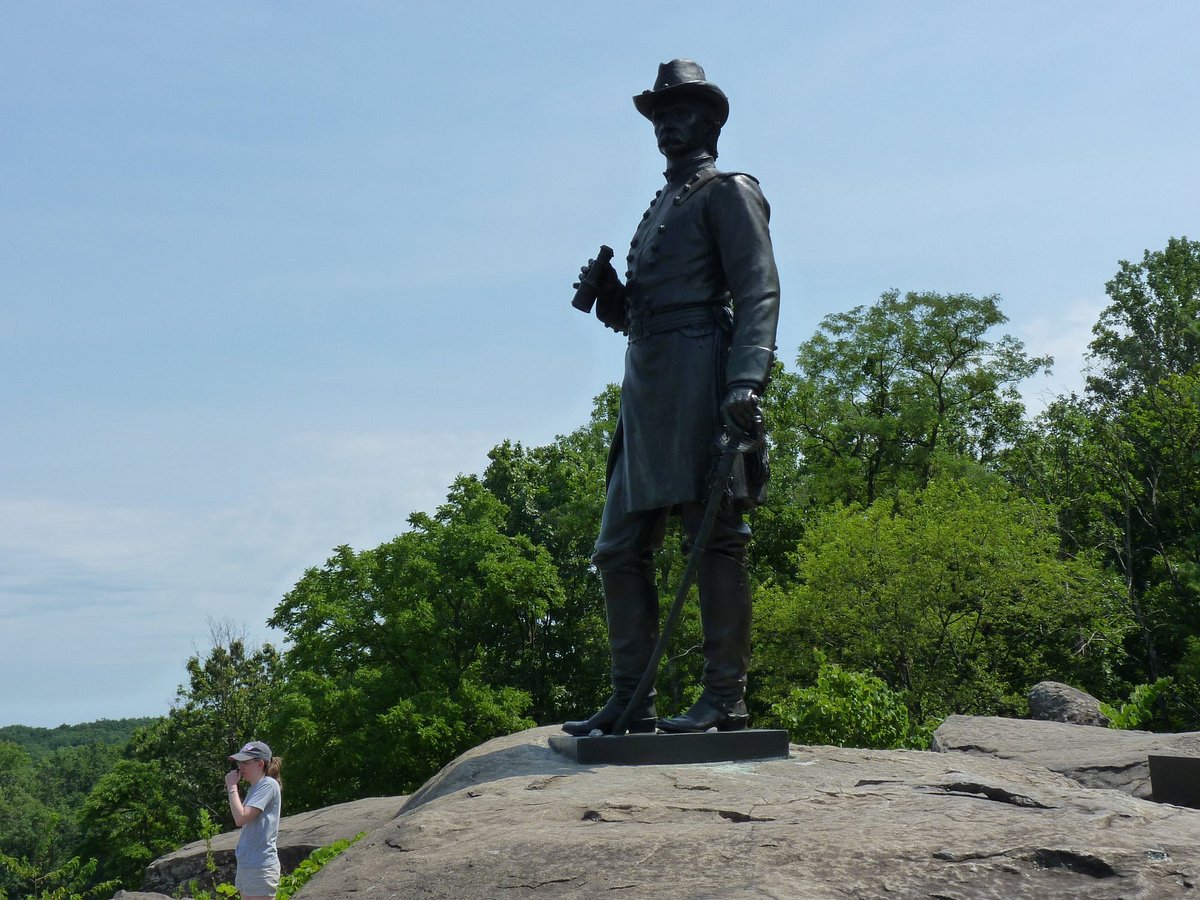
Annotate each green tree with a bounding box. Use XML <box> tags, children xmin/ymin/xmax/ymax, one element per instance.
<box><xmin>0</xmin><ymin>719</ymin><xmax>156</xmax><ymax>757</ymax></box>
<box><xmin>0</xmin><ymin>730</ymin><xmax>141</xmax><ymax>897</ymax></box>
<box><xmin>30</xmin><ymin>743</ymin><xmax>121</xmax><ymax>867</ymax></box>
<box><xmin>0</xmin><ymin>743</ymin><xmax>55</xmax><ymax>869</ymax></box>
<box><xmin>1008</xmin><ymin>239</ymin><xmax>1200</xmax><ymax>723</ymax></box>
<box><xmin>778</xmin><ymin>290</ymin><xmax>1050</xmax><ymax>509</ymax></box>
<box><xmin>478</xmin><ymin>387</ymin><xmax>617</xmax><ymax>721</ymax></box>
<box><xmin>268</xmin><ymin>476</ymin><xmax>561</xmax><ymax>809</ymax></box>
<box><xmin>75</xmin><ymin>760</ymin><xmax>188</xmax><ymax>888</ymax></box>
<box><xmin>131</xmin><ymin>624</ymin><xmax>282</xmax><ymax>829</ymax></box>
<box><xmin>1087</xmin><ymin>236</ymin><xmax>1200</xmax><ymax>403</ymax></box>
<box><xmin>0</xmin><ymin>852</ymin><xmax>120</xmax><ymax>900</ymax></box>
<box><xmin>753</xmin><ymin>478</ymin><xmax>1130</xmax><ymax>722</ymax></box>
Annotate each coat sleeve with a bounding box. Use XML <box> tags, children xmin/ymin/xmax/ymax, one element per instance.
<box><xmin>708</xmin><ymin>174</ymin><xmax>781</xmax><ymax>392</ymax></box>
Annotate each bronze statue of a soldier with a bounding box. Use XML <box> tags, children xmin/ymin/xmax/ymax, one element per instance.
<box><xmin>564</xmin><ymin>60</ymin><xmax>780</xmax><ymax>736</ymax></box>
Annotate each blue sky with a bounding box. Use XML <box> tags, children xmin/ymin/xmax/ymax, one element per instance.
<box><xmin>2</xmin><ymin>2</ymin><xmax>1197</xmax><ymax>727</ymax></box>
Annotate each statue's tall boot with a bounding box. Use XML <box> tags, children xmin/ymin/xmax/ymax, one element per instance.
<box><xmin>658</xmin><ymin>551</ymin><xmax>751</xmax><ymax>733</ymax></box>
<box><xmin>562</xmin><ymin>567</ymin><xmax>659</xmax><ymax>735</ymax></box>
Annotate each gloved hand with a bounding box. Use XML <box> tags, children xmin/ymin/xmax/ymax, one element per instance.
<box><xmin>575</xmin><ymin>256</ymin><xmax>625</xmax><ymax>332</ymax></box>
<box><xmin>721</xmin><ymin>385</ymin><xmax>761</xmax><ymax>431</ymax></box>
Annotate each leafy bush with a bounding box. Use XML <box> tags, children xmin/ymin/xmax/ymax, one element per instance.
<box><xmin>179</xmin><ymin>833</ymin><xmax>365</xmax><ymax>900</ymax></box>
<box><xmin>1101</xmin><ymin>678</ymin><xmax>1176</xmax><ymax>730</ymax></box>
<box><xmin>0</xmin><ymin>853</ymin><xmax>120</xmax><ymax>900</ymax></box>
<box><xmin>277</xmin><ymin>833</ymin><xmax>366</xmax><ymax>900</ymax></box>
<box><xmin>768</xmin><ymin>658</ymin><xmax>934</xmax><ymax>749</ymax></box>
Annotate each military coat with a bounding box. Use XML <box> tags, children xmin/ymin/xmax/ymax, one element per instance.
<box><xmin>608</xmin><ymin>155</ymin><xmax>780</xmax><ymax>513</ymax></box>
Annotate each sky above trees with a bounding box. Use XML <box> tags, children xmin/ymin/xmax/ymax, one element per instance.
<box><xmin>2</xmin><ymin>1</ymin><xmax>1198</xmax><ymax>727</ymax></box>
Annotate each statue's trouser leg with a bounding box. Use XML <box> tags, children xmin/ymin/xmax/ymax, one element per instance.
<box><xmin>696</xmin><ymin>548</ymin><xmax>752</xmax><ymax>704</ymax></box>
<box><xmin>561</xmin><ymin>493</ymin><xmax>666</xmax><ymax>736</ymax></box>
<box><xmin>601</xmin><ymin>566</ymin><xmax>660</xmax><ymax>702</ymax></box>
<box><xmin>658</xmin><ymin>503</ymin><xmax>752</xmax><ymax>733</ymax></box>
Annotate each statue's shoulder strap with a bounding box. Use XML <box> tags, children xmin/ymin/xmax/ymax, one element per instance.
<box><xmin>673</xmin><ymin>169</ymin><xmax>759</xmax><ymax>206</ymax></box>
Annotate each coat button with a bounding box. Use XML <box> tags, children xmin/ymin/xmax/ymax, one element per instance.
<box><xmin>658</xmin><ymin>225</ymin><xmax>666</xmax><ymax>233</ymax></box>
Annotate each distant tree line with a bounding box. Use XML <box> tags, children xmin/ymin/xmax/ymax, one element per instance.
<box><xmin>2</xmin><ymin>237</ymin><xmax>1197</xmax><ymax>895</ymax></box>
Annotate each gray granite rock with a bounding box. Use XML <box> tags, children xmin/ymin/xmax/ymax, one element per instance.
<box><xmin>932</xmin><ymin>714</ymin><xmax>1200</xmax><ymax>798</ymax></box>
<box><xmin>292</xmin><ymin>725</ymin><xmax>1200</xmax><ymax>899</ymax></box>
<box><xmin>141</xmin><ymin>795</ymin><xmax>403</xmax><ymax>894</ymax></box>
<box><xmin>1029</xmin><ymin>680</ymin><xmax>1111</xmax><ymax>726</ymax></box>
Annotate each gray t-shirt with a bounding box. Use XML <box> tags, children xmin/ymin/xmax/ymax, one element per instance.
<box><xmin>236</xmin><ymin>776</ymin><xmax>281</xmax><ymax>868</ymax></box>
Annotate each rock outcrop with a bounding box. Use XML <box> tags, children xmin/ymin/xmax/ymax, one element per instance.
<box><xmin>296</xmin><ymin>725</ymin><xmax>1200</xmax><ymax>899</ymax></box>
<box><xmin>1028</xmin><ymin>680</ymin><xmax>1111</xmax><ymax>726</ymax></box>
<box><xmin>137</xmin><ymin>718</ymin><xmax>1200</xmax><ymax>899</ymax></box>
<box><xmin>932</xmin><ymin>714</ymin><xmax>1200</xmax><ymax>799</ymax></box>
<box><xmin>140</xmin><ymin>795</ymin><xmax>402</xmax><ymax>894</ymax></box>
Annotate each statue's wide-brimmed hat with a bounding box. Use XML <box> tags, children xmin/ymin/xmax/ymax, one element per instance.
<box><xmin>633</xmin><ymin>59</ymin><xmax>729</xmax><ymax>126</ymax></box>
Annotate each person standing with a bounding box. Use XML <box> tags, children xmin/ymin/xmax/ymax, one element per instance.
<box><xmin>563</xmin><ymin>60</ymin><xmax>780</xmax><ymax>736</ymax></box>
<box><xmin>225</xmin><ymin>740</ymin><xmax>283</xmax><ymax>899</ymax></box>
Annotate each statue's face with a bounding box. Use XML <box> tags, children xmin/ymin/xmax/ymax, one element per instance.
<box><xmin>652</xmin><ymin>100</ymin><xmax>713</xmax><ymax>158</ymax></box>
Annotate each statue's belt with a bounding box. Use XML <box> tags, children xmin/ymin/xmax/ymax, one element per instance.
<box><xmin>627</xmin><ymin>299</ymin><xmax>732</xmax><ymax>341</ymax></box>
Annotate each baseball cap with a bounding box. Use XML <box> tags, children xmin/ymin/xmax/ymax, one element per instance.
<box><xmin>228</xmin><ymin>740</ymin><xmax>272</xmax><ymax>763</ymax></box>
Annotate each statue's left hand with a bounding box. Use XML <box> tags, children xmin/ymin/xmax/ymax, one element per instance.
<box><xmin>721</xmin><ymin>386</ymin><xmax>760</xmax><ymax>431</ymax></box>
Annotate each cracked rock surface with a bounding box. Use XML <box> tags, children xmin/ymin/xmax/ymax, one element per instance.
<box><xmin>932</xmin><ymin>715</ymin><xmax>1200</xmax><ymax>799</ymax></box>
<box><xmin>295</xmin><ymin>725</ymin><xmax>1200</xmax><ymax>899</ymax></box>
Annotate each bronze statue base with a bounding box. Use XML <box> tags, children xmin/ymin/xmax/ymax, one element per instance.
<box><xmin>549</xmin><ymin>729</ymin><xmax>789</xmax><ymax>766</ymax></box>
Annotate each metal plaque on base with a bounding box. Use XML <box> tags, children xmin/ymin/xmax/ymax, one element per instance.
<box><xmin>549</xmin><ymin>729</ymin><xmax>790</xmax><ymax>766</ymax></box>
<box><xmin>1149</xmin><ymin>754</ymin><xmax>1200</xmax><ymax>808</ymax></box>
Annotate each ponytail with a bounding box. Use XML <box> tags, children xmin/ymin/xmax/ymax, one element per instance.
<box><xmin>267</xmin><ymin>756</ymin><xmax>283</xmax><ymax>792</ymax></box>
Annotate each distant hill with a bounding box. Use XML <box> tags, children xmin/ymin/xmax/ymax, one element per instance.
<box><xmin>0</xmin><ymin>716</ymin><xmax>160</xmax><ymax>755</ymax></box>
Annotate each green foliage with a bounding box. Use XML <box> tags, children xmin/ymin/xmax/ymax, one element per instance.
<box><xmin>767</xmin><ymin>658</ymin><xmax>933</xmax><ymax>749</ymax></box>
<box><xmin>1087</xmin><ymin>236</ymin><xmax>1200</xmax><ymax>403</ymax></box>
<box><xmin>0</xmin><ymin>720</ymin><xmax>157</xmax><ymax>758</ymax></box>
<box><xmin>1101</xmin><ymin>678</ymin><xmax>1176</xmax><ymax>730</ymax></box>
<box><xmin>778</xmin><ymin>289</ymin><xmax>1049</xmax><ymax>509</ymax></box>
<box><xmin>0</xmin><ymin>733</ymin><xmax>131</xmax><ymax>876</ymax></box>
<box><xmin>197</xmin><ymin>809</ymin><xmax>219</xmax><ymax>874</ymax></box>
<box><xmin>0</xmin><ymin>743</ymin><xmax>55</xmax><ymax>868</ymax></box>
<box><xmin>276</xmin><ymin>832</ymin><xmax>365</xmax><ymax>900</ymax></box>
<box><xmin>478</xmin><ymin>389</ymin><xmax>617</xmax><ymax>721</ymax></box>
<box><xmin>131</xmin><ymin>624</ymin><xmax>283</xmax><ymax>825</ymax></box>
<box><xmin>269</xmin><ymin>476</ymin><xmax>554</xmax><ymax>809</ymax></box>
<box><xmin>754</xmin><ymin>477</ymin><xmax>1131</xmax><ymax>722</ymax></box>
<box><xmin>1007</xmin><ymin>239</ymin><xmax>1200</xmax><ymax>709</ymax></box>
<box><xmin>75</xmin><ymin>760</ymin><xmax>189</xmax><ymax>887</ymax></box>
<box><xmin>0</xmin><ymin>852</ymin><xmax>121</xmax><ymax>900</ymax></box>
<box><xmin>46</xmin><ymin>626</ymin><xmax>284</xmax><ymax>889</ymax></box>
<box><xmin>178</xmin><ymin>833</ymin><xmax>365</xmax><ymax>900</ymax></box>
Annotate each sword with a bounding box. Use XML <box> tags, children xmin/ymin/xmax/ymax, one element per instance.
<box><xmin>609</xmin><ymin>419</ymin><xmax>763</xmax><ymax>737</ymax></box>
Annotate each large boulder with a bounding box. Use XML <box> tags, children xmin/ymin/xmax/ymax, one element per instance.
<box><xmin>1028</xmin><ymin>680</ymin><xmax>1110</xmax><ymax>726</ymax></box>
<box><xmin>141</xmin><ymin>795</ymin><xmax>403</xmax><ymax>894</ymax></box>
<box><xmin>932</xmin><ymin>714</ymin><xmax>1200</xmax><ymax>798</ymax></box>
<box><xmin>292</xmin><ymin>725</ymin><xmax>1200</xmax><ymax>899</ymax></box>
